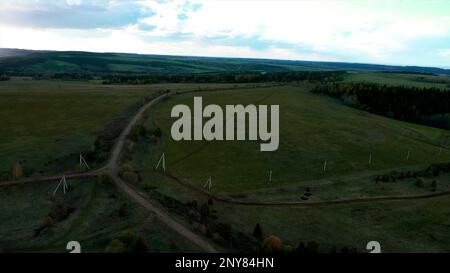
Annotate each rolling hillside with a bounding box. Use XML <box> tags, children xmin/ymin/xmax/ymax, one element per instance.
<box><xmin>1</xmin><ymin>48</ymin><xmax>450</xmax><ymax>76</ymax></box>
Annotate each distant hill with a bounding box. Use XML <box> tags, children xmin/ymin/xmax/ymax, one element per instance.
<box><xmin>1</xmin><ymin>48</ymin><xmax>449</xmax><ymax>76</ymax></box>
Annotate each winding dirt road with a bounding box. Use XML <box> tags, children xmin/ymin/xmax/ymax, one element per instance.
<box><xmin>0</xmin><ymin>92</ymin><xmax>218</xmax><ymax>253</ymax></box>
<box><xmin>163</xmin><ymin>172</ymin><xmax>450</xmax><ymax>207</ymax></box>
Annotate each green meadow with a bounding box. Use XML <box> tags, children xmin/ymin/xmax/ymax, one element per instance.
<box><xmin>131</xmin><ymin>171</ymin><xmax>450</xmax><ymax>252</ymax></box>
<box><xmin>345</xmin><ymin>72</ymin><xmax>450</xmax><ymax>89</ymax></box>
<box><xmin>142</xmin><ymin>84</ymin><xmax>450</xmax><ymax>196</ymax></box>
<box><xmin>0</xmin><ymin>78</ymin><xmax>253</xmax><ymax>177</ymax></box>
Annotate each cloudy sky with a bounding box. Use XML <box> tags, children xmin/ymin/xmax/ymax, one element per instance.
<box><xmin>0</xmin><ymin>0</ymin><xmax>449</xmax><ymax>67</ymax></box>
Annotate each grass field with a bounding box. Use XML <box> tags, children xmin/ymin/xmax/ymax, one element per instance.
<box><xmin>0</xmin><ymin>78</ymin><xmax>259</xmax><ymax>178</ymax></box>
<box><xmin>140</xmin><ymin>84</ymin><xmax>450</xmax><ymax>197</ymax></box>
<box><xmin>0</xmin><ymin>178</ymin><xmax>201</xmax><ymax>252</ymax></box>
<box><xmin>0</xmin><ymin>78</ymin><xmax>160</xmax><ymax>176</ymax></box>
<box><xmin>130</xmin><ymin>171</ymin><xmax>450</xmax><ymax>252</ymax></box>
<box><xmin>345</xmin><ymin>72</ymin><xmax>450</xmax><ymax>89</ymax></box>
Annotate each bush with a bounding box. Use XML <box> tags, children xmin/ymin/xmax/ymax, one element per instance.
<box><xmin>297</xmin><ymin>241</ymin><xmax>306</xmax><ymax>253</ymax></box>
<box><xmin>12</xmin><ymin>163</ymin><xmax>23</xmax><ymax>179</ymax></box>
<box><xmin>151</xmin><ymin>128</ymin><xmax>162</xmax><ymax>138</ymax></box>
<box><xmin>199</xmin><ymin>203</ymin><xmax>210</xmax><ymax>220</ymax></box>
<box><xmin>74</xmin><ymin>163</ymin><xmax>88</xmax><ymax>173</ymax></box>
<box><xmin>134</xmin><ymin>236</ymin><xmax>148</xmax><ymax>253</ymax></box>
<box><xmin>130</xmin><ymin>124</ymin><xmax>149</xmax><ymax>140</ymax></box>
<box><xmin>260</xmin><ymin>236</ymin><xmax>285</xmax><ymax>253</ymax></box>
<box><xmin>212</xmin><ymin>232</ymin><xmax>226</xmax><ymax>245</ymax></box>
<box><xmin>118</xmin><ymin>203</ymin><xmax>129</xmax><ymax>218</ymax></box>
<box><xmin>43</xmin><ymin>216</ymin><xmax>54</xmax><ymax>227</ymax></box>
<box><xmin>122</xmin><ymin>171</ymin><xmax>139</xmax><ymax>183</ymax></box>
<box><xmin>126</xmin><ymin>141</ymin><xmax>135</xmax><ymax>153</ymax></box>
<box><xmin>105</xmin><ymin>239</ymin><xmax>126</xmax><ymax>253</ymax></box>
<box><xmin>215</xmin><ymin>223</ymin><xmax>232</xmax><ymax>241</ymax></box>
<box><xmin>0</xmin><ymin>171</ymin><xmax>12</xmax><ymax>181</ymax></box>
<box><xmin>306</xmin><ymin>241</ymin><xmax>320</xmax><ymax>253</ymax></box>
<box><xmin>415</xmin><ymin>177</ymin><xmax>425</xmax><ymax>188</ymax></box>
<box><xmin>98</xmin><ymin>172</ymin><xmax>113</xmax><ymax>185</ymax></box>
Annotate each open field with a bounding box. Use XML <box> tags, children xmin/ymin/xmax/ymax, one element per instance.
<box><xmin>127</xmin><ymin>171</ymin><xmax>450</xmax><ymax>252</ymax></box>
<box><xmin>113</xmin><ymin>83</ymin><xmax>450</xmax><ymax>252</ymax></box>
<box><xmin>0</xmin><ymin>177</ymin><xmax>201</xmax><ymax>252</ymax></box>
<box><xmin>345</xmin><ymin>72</ymin><xmax>450</xmax><ymax>89</ymax></box>
<box><xmin>140</xmin><ymin>85</ymin><xmax>450</xmax><ymax>197</ymax></box>
<box><xmin>2</xmin><ymin>72</ymin><xmax>450</xmax><ymax>253</ymax></box>
<box><xmin>0</xmin><ymin>78</ymin><xmax>259</xmax><ymax>178</ymax></box>
<box><xmin>0</xmin><ymin>78</ymin><xmax>159</xmax><ymax>177</ymax></box>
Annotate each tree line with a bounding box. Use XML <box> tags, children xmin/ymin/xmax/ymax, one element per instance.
<box><xmin>312</xmin><ymin>82</ymin><xmax>450</xmax><ymax>130</ymax></box>
<box><xmin>99</xmin><ymin>71</ymin><xmax>346</xmax><ymax>84</ymax></box>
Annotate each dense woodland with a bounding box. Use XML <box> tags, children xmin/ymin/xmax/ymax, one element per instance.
<box><xmin>312</xmin><ymin>83</ymin><xmax>450</xmax><ymax>130</ymax></box>
<box><xmin>46</xmin><ymin>71</ymin><xmax>347</xmax><ymax>84</ymax></box>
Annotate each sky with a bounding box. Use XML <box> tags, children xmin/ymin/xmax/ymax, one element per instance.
<box><xmin>0</xmin><ymin>0</ymin><xmax>449</xmax><ymax>68</ymax></box>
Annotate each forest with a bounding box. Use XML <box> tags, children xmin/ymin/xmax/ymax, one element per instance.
<box><xmin>312</xmin><ymin>82</ymin><xmax>450</xmax><ymax>130</ymax></box>
<box><xmin>98</xmin><ymin>71</ymin><xmax>346</xmax><ymax>84</ymax></box>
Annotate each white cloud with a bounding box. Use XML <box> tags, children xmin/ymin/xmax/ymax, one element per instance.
<box><xmin>439</xmin><ymin>49</ymin><xmax>450</xmax><ymax>57</ymax></box>
<box><xmin>1</xmin><ymin>0</ymin><xmax>450</xmax><ymax>66</ymax></box>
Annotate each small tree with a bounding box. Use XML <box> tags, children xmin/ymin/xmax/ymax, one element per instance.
<box><xmin>199</xmin><ymin>203</ymin><xmax>210</xmax><ymax>220</ymax></box>
<box><xmin>306</xmin><ymin>241</ymin><xmax>319</xmax><ymax>253</ymax></box>
<box><xmin>105</xmin><ymin>239</ymin><xmax>126</xmax><ymax>253</ymax></box>
<box><xmin>431</xmin><ymin>180</ymin><xmax>437</xmax><ymax>192</ymax></box>
<box><xmin>297</xmin><ymin>241</ymin><xmax>306</xmax><ymax>253</ymax></box>
<box><xmin>260</xmin><ymin>235</ymin><xmax>285</xmax><ymax>253</ymax></box>
<box><xmin>133</xmin><ymin>236</ymin><xmax>148</xmax><ymax>253</ymax></box>
<box><xmin>253</xmin><ymin>223</ymin><xmax>263</xmax><ymax>239</ymax></box>
<box><xmin>12</xmin><ymin>163</ymin><xmax>23</xmax><ymax>179</ymax></box>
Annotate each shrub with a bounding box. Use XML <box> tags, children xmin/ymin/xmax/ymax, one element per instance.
<box><xmin>212</xmin><ymin>232</ymin><xmax>225</xmax><ymax>245</ymax></box>
<box><xmin>432</xmin><ymin>180</ymin><xmax>437</xmax><ymax>192</ymax></box>
<box><xmin>12</xmin><ymin>163</ymin><xmax>23</xmax><ymax>179</ymax></box>
<box><xmin>105</xmin><ymin>239</ymin><xmax>126</xmax><ymax>253</ymax></box>
<box><xmin>381</xmin><ymin>174</ymin><xmax>390</xmax><ymax>182</ymax></box>
<box><xmin>133</xmin><ymin>236</ymin><xmax>148</xmax><ymax>253</ymax></box>
<box><xmin>296</xmin><ymin>241</ymin><xmax>306</xmax><ymax>253</ymax></box>
<box><xmin>215</xmin><ymin>223</ymin><xmax>232</xmax><ymax>241</ymax></box>
<box><xmin>131</xmin><ymin>124</ymin><xmax>149</xmax><ymax>140</ymax></box>
<box><xmin>126</xmin><ymin>141</ymin><xmax>135</xmax><ymax>153</ymax></box>
<box><xmin>0</xmin><ymin>171</ymin><xmax>12</xmax><ymax>181</ymax></box>
<box><xmin>119</xmin><ymin>230</ymin><xmax>138</xmax><ymax>246</ymax></box>
<box><xmin>199</xmin><ymin>203</ymin><xmax>210</xmax><ymax>220</ymax></box>
<box><xmin>306</xmin><ymin>241</ymin><xmax>320</xmax><ymax>253</ymax></box>
<box><xmin>43</xmin><ymin>216</ymin><xmax>54</xmax><ymax>227</ymax></box>
<box><xmin>122</xmin><ymin>171</ymin><xmax>139</xmax><ymax>183</ymax></box>
<box><xmin>260</xmin><ymin>236</ymin><xmax>285</xmax><ymax>253</ymax></box>
<box><xmin>74</xmin><ymin>163</ymin><xmax>87</xmax><ymax>173</ymax></box>
<box><xmin>118</xmin><ymin>203</ymin><xmax>129</xmax><ymax>217</ymax></box>
<box><xmin>98</xmin><ymin>172</ymin><xmax>113</xmax><ymax>185</ymax></box>
<box><xmin>151</xmin><ymin>128</ymin><xmax>162</xmax><ymax>138</ymax></box>
<box><xmin>415</xmin><ymin>177</ymin><xmax>425</xmax><ymax>188</ymax></box>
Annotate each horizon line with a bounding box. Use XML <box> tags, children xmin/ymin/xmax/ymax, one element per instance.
<box><xmin>1</xmin><ymin>47</ymin><xmax>449</xmax><ymax>71</ymax></box>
